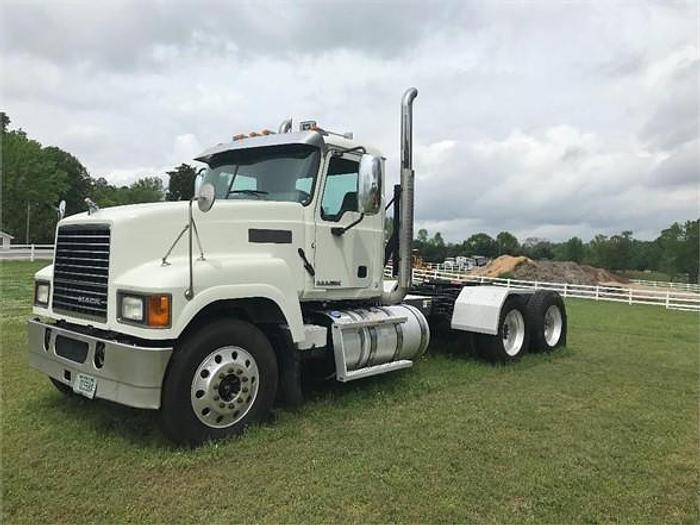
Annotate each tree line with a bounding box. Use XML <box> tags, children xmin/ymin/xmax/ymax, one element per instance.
<box><xmin>1</xmin><ymin>113</ymin><xmax>196</xmax><ymax>244</ymax></box>
<box><xmin>413</xmin><ymin>222</ymin><xmax>699</xmax><ymax>283</ymax></box>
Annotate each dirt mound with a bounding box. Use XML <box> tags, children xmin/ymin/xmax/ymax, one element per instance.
<box><xmin>477</xmin><ymin>256</ymin><xmax>628</xmax><ymax>286</ymax></box>
<box><xmin>477</xmin><ymin>255</ymin><xmax>531</xmax><ymax>277</ymax></box>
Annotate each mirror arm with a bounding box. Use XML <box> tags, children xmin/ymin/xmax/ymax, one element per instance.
<box><xmin>331</xmin><ymin>213</ymin><xmax>365</xmax><ymax>236</ymax></box>
<box><xmin>331</xmin><ymin>146</ymin><xmax>367</xmax><ymax>157</ymax></box>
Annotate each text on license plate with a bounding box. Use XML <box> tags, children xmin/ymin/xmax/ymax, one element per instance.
<box><xmin>73</xmin><ymin>373</ymin><xmax>97</xmax><ymax>399</ymax></box>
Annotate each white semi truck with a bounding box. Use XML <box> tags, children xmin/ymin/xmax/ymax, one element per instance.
<box><xmin>28</xmin><ymin>88</ymin><xmax>567</xmax><ymax>445</ymax></box>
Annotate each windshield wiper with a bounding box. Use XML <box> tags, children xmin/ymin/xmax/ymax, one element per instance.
<box><xmin>228</xmin><ymin>189</ymin><xmax>269</xmax><ymax>198</ymax></box>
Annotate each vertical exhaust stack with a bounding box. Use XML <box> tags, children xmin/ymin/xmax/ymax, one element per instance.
<box><xmin>382</xmin><ymin>87</ymin><xmax>418</xmax><ymax>305</ymax></box>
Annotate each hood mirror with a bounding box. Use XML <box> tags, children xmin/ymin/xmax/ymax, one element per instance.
<box><xmin>357</xmin><ymin>154</ymin><xmax>382</xmax><ymax>215</ymax></box>
<box><xmin>197</xmin><ymin>183</ymin><xmax>216</xmax><ymax>213</ymax></box>
<box><xmin>57</xmin><ymin>200</ymin><xmax>66</xmax><ymax>220</ymax></box>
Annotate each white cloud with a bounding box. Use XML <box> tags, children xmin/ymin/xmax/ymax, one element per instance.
<box><xmin>1</xmin><ymin>0</ymin><xmax>698</xmax><ymax>241</ymax></box>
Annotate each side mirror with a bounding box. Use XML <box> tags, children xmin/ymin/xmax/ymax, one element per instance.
<box><xmin>193</xmin><ymin>168</ymin><xmax>205</xmax><ymax>197</ymax></box>
<box><xmin>197</xmin><ymin>183</ymin><xmax>216</xmax><ymax>213</ymax></box>
<box><xmin>357</xmin><ymin>154</ymin><xmax>382</xmax><ymax>215</ymax></box>
<box><xmin>58</xmin><ymin>200</ymin><xmax>66</xmax><ymax>220</ymax></box>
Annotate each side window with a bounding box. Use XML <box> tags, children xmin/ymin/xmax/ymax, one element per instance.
<box><xmin>321</xmin><ymin>157</ymin><xmax>359</xmax><ymax>222</ymax></box>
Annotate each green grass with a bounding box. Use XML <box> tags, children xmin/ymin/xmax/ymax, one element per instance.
<box><xmin>2</xmin><ymin>260</ymin><xmax>698</xmax><ymax>524</ymax></box>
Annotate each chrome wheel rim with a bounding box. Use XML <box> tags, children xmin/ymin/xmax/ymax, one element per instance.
<box><xmin>191</xmin><ymin>346</ymin><xmax>260</xmax><ymax>429</ymax></box>
<box><xmin>543</xmin><ymin>304</ymin><xmax>563</xmax><ymax>347</ymax></box>
<box><xmin>502</xmin><ymin>309</ymin><xmax>526</xmax><ymax>356</ymax></box>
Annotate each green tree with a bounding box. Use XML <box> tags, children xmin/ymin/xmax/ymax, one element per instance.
<box><xmin>496</xmin><ymin>231</ymin><xmax>520</xmax><ymax>255</ymax></box>
<box><xmin>1</xmin><ymin>112</ymin><xmax>9</xmax><ymax>132</ymax></box>
<box><xmin>465</xmin><ymin>233</ymin><xmax>498</xmax><ymax>257</ymax></box>
<box><xmin>655</xmin><ymin>220</ymin><xmax>700</xmax><ymax>283</ymax></box>
<box><xmin>521</xmin><ymin>237</ymin><xmax>552</xmax><ymax>260</ymax></box>
<box><xmin>681</xmin><ymin>219</ymin><xmax>699</xmax><ymax>283</ymax></box>
<box><xmin>607</xmin><ymin>231</ymin><xmax>634</xmax><ymax>270</ymax></box>
<box><xmin>588</xmin><ymin>234</ymin><xmax>611</xmax><ymax>267</ymax></box>
<box><xmin>166</xmin><ymin>163</ymin><xmax>198</xmax><ymax>201</ymax></box>
<box><xmin>127</xmin><ymin>177</ymin><xmax>164</xmax><ymax>203</ymax></box>
<box><xmin>559</xmin><ymin>236</ymin><xmax>585</xmax><ymax>263</ymax></box>
<box><xmin>42</xmin><ymin>146</ymin><xmax>92</xmax><ymax>218</ymax></box>
<box><xmin>1</xmin><ymin>128</ymin><xmax>67</xmax><ymax>242</ymax></box>
<box><xmin>423</xmin><ymin>231</ymin><xmax>447</xmax><ymax>262</ymax></box>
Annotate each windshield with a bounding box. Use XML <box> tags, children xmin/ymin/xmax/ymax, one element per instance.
<box><xmin>202</xmin><ymin>144</ymin><xmax>321</xmax><ymax>205</ymax></box>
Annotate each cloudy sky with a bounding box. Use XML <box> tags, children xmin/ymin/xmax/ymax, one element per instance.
<box><xmin>2</xmin><ymin>0</ymin><xmax>698</xmax><ymax>241</ymax></box>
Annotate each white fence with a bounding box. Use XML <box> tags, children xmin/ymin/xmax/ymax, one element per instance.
<box><xmin>385</xmin><ymin>266</ymin><xmax>700</xmax><ymax>312</ymax></box>
<box><xmin>629</xmin><ymin>278</ymin><xmax>700</xmax><ymax>293</ymax></box>
<box><xmin>0</xmin><ymin>244</ymin><xmax>55</xmax><ymax>261</ymax></box>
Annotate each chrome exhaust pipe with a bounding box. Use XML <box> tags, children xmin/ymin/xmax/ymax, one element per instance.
<box><xmin>382</xmin><ymin>87</ymin><xmax>418</xmax><ymax>305</ymax></box>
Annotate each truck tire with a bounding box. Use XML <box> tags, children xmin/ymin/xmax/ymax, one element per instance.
<box><xmin>477</xmin><ymin>295</ymin><xmax>530</xmax><ymax>363</ymax></box>
<box><xmin>526</xmin><ymin>291</ymin><xmax>567</xmax><ymax>352</ymax></box>
<box><xmin>160</xmin><ymin>318</ymin><xmax>278</xmax><ymax>446</ymax></box>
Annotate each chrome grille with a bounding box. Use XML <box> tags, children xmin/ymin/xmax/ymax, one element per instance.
<box><xmin>53</xmin><ymin>224</ymin><xmax>110</xmax><ymax>321</ymax></box>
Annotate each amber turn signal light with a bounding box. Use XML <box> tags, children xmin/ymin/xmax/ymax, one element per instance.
<box><xmin>147</xmin><ymin>295</ymin><xmax>171</xmax><ymax>327</ymax></box>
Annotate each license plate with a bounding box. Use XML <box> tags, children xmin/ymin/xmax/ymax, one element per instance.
<box><xmin>73</xmin><ymin>373</ymin><xmax>97</xmax><ymax>399</ymax></box>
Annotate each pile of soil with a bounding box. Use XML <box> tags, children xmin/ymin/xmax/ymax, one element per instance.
<box><xmin>476</xmin><ymin>256</ymin><xmax>628</xmax><ymax>286</ymax></box>
<box><xmin>477</xmin><ymin>255</ymin><xmax>531</xmax><ymax>277</ymax></box>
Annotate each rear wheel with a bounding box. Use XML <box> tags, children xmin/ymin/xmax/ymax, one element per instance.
<box><xmin>527</xmin><ymin>291</ymin><xmax>567</xmax><ymax>351</ymax></box>
<box><xmin>160</xmin><ymin>319</ymin><xmax>278</xmax><ymax>446</ymax></box>
<box><xmin>477</xmin><ymin>295</ymin><xmax>530</xmax><ymax>362</ymax></box>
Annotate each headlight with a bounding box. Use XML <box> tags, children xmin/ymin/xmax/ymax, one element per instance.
<box><xmin>120</xmin><ymin>295</ymin><xmax>144</xmax><ymax>322</ymax></box>
<box><xmin>118</xmin><ymin>292</ymin><xmax>171</xmax><ymax>328</ymax></box>
<box><xmin>34</xmin><ymin>281</ymin><xmax>50</xmax><ymax>306</ymax></box>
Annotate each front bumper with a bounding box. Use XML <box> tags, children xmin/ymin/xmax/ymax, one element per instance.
<box><xmin>27</xmin><ymin>319</ymin><xmax>173</xmax><ymax>409</ymax></box>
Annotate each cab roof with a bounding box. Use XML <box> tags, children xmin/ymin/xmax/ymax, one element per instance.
<box><xmin>194</xmin><ymin>130</ymin><xmax>382</xmax><ymax>164</ymax></box>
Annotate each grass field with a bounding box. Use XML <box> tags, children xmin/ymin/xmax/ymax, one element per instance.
<box><xmin>1</xmin><ymin>260</ymin><xmax>698</xmax><ymax>524</ymax></box>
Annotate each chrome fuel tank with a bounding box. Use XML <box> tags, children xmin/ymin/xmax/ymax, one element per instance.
<box><xmin>320</xmin><ymin>304</ymin><xmax>430</xmax><ymax>371</ymax></box>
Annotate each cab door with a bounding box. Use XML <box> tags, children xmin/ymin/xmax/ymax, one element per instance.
<box><xmin>313</xmin><ymin>152</ymin><xmax>382</xmax><ymax>296</ymax></box>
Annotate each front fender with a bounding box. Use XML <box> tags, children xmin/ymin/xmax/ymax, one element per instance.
<box><xmin>176</xmin><ymin>281</ymin><xmax>304</xmax><ymax>341</ymax></box>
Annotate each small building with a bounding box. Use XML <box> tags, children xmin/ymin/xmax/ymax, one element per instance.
<box><xmin>0</xmin><ymin>231</ymin><xmax>13</xmax><ymax>250</ymax></box>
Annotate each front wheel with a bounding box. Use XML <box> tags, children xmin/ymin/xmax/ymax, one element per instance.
<box><xmin>160</xmin><ymin>319</ymin><xmax>278</xmax><ymax>446</ymax></box>
<box><xmin>477</xmin><ymin>295</ymin><xmax>530</xmax><ymax>363</ymax></box>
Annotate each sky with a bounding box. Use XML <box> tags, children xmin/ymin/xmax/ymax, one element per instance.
<box><xmin>1</xmin><ymin>0</ymin><xmax>698</xmax><ymax>242</ymax></box>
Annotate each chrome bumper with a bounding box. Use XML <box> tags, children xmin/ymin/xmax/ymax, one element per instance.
<box><xmin>27</xmin><ymin>319</ymin><xmax>173</xmax><ymax>409</ymax></box>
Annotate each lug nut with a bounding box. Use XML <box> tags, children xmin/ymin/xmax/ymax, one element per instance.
<box><xmin>227</xmin><ymin>368</ymin><xmax>234</xmax><ymax>374</ymax></box>
<box><xmin>219</xmin><ymin>403</ymin><xmax>225</xmax><ymax>408</ymax></box>
<box><xmin>242</xmin><ymin>387</ymin><xmax>248</xmax><ymax>393</ymax></box>
<box><xmin>219</xmin><ymin>373</ymin><xmax>225</xmax><ymax>379</ymax></box>
<box><xmin>213</xmin><ymin>395</ymin><xmax>219</xmax><ymax>401</ymax></box>
<box><xmin>228</xmin><ymin>404</ymin><xmax>234</xmax><ymax>409</ymax></box>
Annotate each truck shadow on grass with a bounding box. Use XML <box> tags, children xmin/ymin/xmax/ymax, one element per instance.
<box><xmin>35</xmin><ymin>391</ymin><xmax>166</xmax><ymax>448</ymax></box>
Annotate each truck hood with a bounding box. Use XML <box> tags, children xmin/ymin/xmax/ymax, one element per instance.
<box><xmin>61</xmin><ymin>201</ymin><xmax>189</xmax><ymax>226</ymax></box>
<box><xmin>57</xmin><ymin>200</ymin><xmax>307</xmax><ymax>281</ymax></box>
